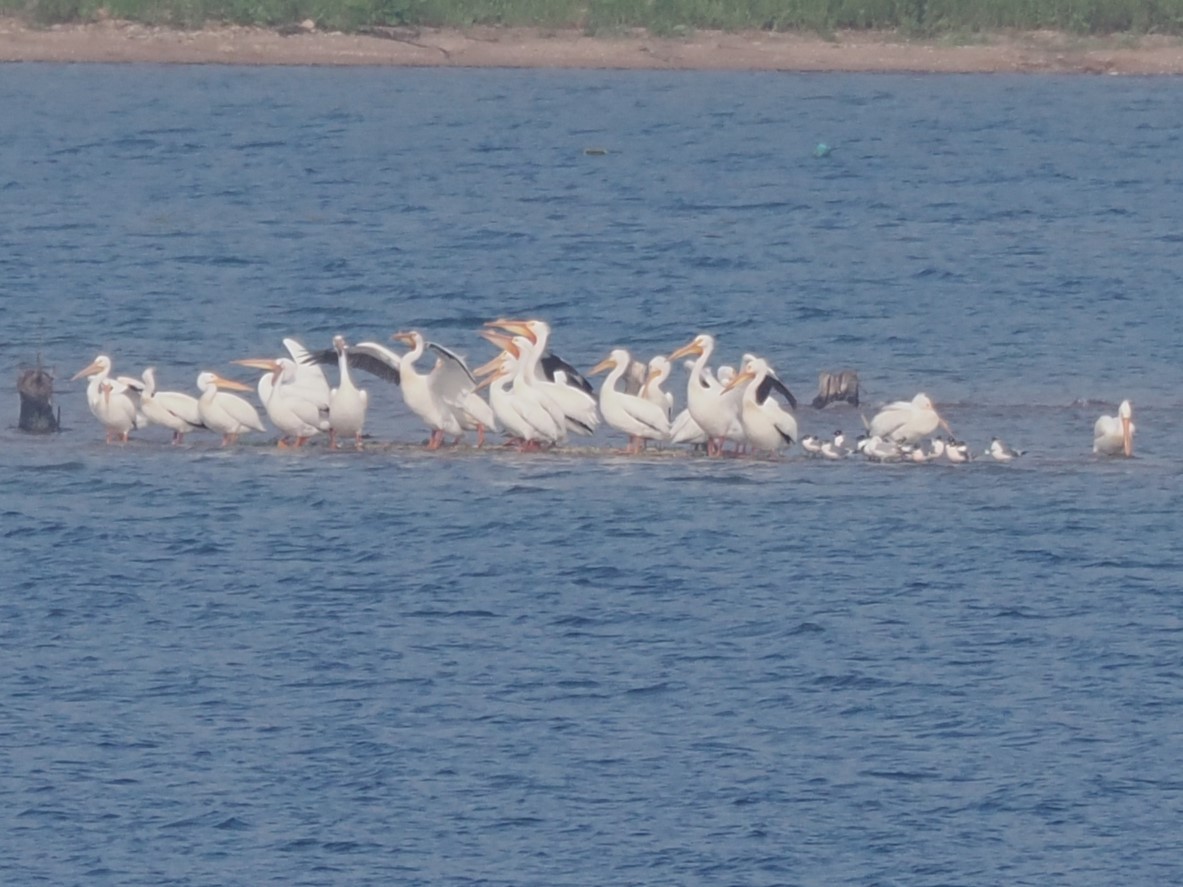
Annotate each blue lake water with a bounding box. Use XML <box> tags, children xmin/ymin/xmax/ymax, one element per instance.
<box><xmin>2</xmin><ymin>65</ymin><xmax>1182</xmax><ymax>885</ymax></box>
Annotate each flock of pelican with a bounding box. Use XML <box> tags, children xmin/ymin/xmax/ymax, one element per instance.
<box><xmin>70</xmin><ymin>319</ymin><xmax>1137</xmax><ymax>461</ymax></box>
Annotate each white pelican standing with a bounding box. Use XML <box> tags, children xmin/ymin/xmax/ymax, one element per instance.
<box><xmin>668</xmin><ymin>358</ymin><xmax>710</xmax><ymax>450</ymax></box>
<box><xmin>1094</xmin><ymin>400</ymin><xmax>1134</xmax><ymax>457</ymax></box>
<box><xmin>393</xmin><ymin>330</ymin><xmax>479</xmax><ymax>447</ymax></box>
<box><xmin>72</xmin><ymin>354</ymin><xmax>139</xmax><ymax>444</ymax></box>
<box><xmin>128</xmin><ymin>367</ymin><xmax>204</xmax><ymax>444</ymax></box>
<box><xmin>485</xmin><ymin>319</ymin><xmax>594</xmax><ymax>391</ymax></box>
<box><xmin>479</xmin><ymin>330</ymin><xmax>569</xmax><ymax>443</ymax></box>
<box><xmin>392</xmin><ymin>331</ymin><xmax>498</xmax><ymax>447</ymax></box>
<box><xmin>641</xmin><ymin>355</ymin><xmax>674</xmax><ymax>423</ymax></box>
<box><xmin>275</xmin><ymin>338</ymin><xmax>332</xmax><ymax>403</ymax></box>
<box><xmin>668</xmin><ymin>334</ymin><xmax>746</xmax><ymax>457</ymax></box>
<box><xmin>723</xmin><ymin>356</ymin><xmax>799</xmax><ymax>457</ymax></box>
<box><xmin>590</xmin><ymin>349</ymin><xmax>672</xmax><ymax>454</ymax></box>
<box><xmin>485</xmin><ymin>319</ymin><xmax>598</xmax><ymax>436</ymax></box>
<box><xmin>867</xmin><ymin>393</ymin><xmax>952</xmax><ymax>445</ymax></box>
<box><xmin>473</xmin><ymin>349</ymin><xmax>564</xmax><ymax>450</ymax></box>
<box><xmin>196</xmin><ymin>371</ymin><xmax>265</xmax><ymax>446</ymax></box>
<box><xmin>235</xmin><ymin>339</ymin><xmax>333</xmax><ymax>444</ymax></box>
<box><xmin>299</xmin><ymin>335</ymin><xmax>370</xmax><ymax>449</ymax></box>
<box><xmin>233</xmin><ymin>357</ymin><xmax>329</xmax><ymax>448</ymax></box>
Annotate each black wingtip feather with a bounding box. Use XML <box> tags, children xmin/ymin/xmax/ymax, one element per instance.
<box><xmin>541</xmin><ymin>352</ymin><xmax>594</xmax><ymax>395</ymax></box>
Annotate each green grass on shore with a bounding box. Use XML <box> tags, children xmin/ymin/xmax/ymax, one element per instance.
<box><xmin>3</xmin><ymin>0</ymin><xmax>1182</xmax><ymax>36</ymax></box>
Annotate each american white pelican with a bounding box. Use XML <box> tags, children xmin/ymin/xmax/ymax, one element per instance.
<box><xmin>641</xmin><ymin>355</ymin><xmax>674</xmax><ymax>423</ymax></box>
<box><xmin>299</xmin><ymin>335</ymin><xmax>370</xmax><ymax>449</ymax></box>
<box><xmin>276</xmin><ymin>338</ymin><xmax>333</xmax><ymax>404</ymax></box>
<box><xmin>392</xmin><ymin>331</ymin><xmax>494</xmax><ymax>447</ymax></box>
<box><xmin>485</xmin><ymin>319</ymin><xmax>594</xmax><ymax>390</ymax></box>
<box><xmin>1094</xmin><ymin>400</ymin><xmax>1134</xmax><ymax>457</ymax></box>
<box><xmin>327</xmin><ymin>336</ymin><xmax>368</xmax><ymax>449</ymax></box>
<box><xmin>368</xmin><ymin>335</ymin><xmax>457</xmax><ymax>448</ymax></box>
<box><xmin>485</xmin><ymin>319</ymin><xmax>598</xmax><ymax>436</ymax></box>
<box><xmin>590</xmin><ymin>349</ymin><xmax>672</xmax><ymax>454</ymax></box>
<box><xmin>516</xmin><ymin>334</ymin><xmax>594</xmax><ymax>437</ymax></box>
<box><xmin>479</xmin><ymin>330</ymin><xmax>569</xmax><ymax>442</ymax></box>
<box><xmin>233</xmin><ymin>357</ymin><xmax>329</xmax><ymax>448</ymax></box>
<box><xmin>130</xmin><ymin>367</ymin><xmax>204</xmax><ymax>444</ymax></box>
<box><xmin>196</xmin><ymin>371</ymin><xmax>265</xmax><ymax>446</ymax></box>
<box><xmin>473</xmin><ymin>350</ymin><xmax>564</xmax><ymax>450</ymax></box>
<box><xmin>72</xmin><ymin>355</ymin><xmax>138</xmax><ymax>444</ymax></box>
<box><xmin>481</xmin><ymin>332</ymin><xmax>567</xmax><ymax>429</ymax></box>
<box><xmin>668</xmin><ymin>334</ymin><xmax>747</xmax><ymax>457</ymax></box>
<box><xmin>723</xmin><ymin>357</ymin><xmax>798</xmax><ymax>457</ymax></box>
<box><xmin>987</xmin><ymin>438</ymin><xmax>1024</xmax><ymax>462</ymax></box>
<box><xmin>233</xmin><ymin>342</ymin><xmax>332</xmax><ymax>444</ymax></box>
<box><xmin>666</xmin><ymin>359</ymin><xmax>708</xmax><ymax>448</ymax></box>
<box><xmin>867</xmin><ymin>393</ymin><xmax>952</xmax><ymax>445</ymax></box>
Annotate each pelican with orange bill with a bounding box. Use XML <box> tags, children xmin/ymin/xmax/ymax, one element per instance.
<box><xmin>72</xmin><ymin>354</ymin><xmax>139</xmax><ymax>444</ymax></box>
<box><xmin>195</xmin><ymin>371</ymin><xmax>265</xmax><ymax>446</ymax></box>
<box><xmin>1093</xmin><ymin>399</ymin><xmax>1134</xmax><ymax>457</ymax></box>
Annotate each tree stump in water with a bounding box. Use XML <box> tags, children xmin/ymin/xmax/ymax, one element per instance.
<box><xmin>811</xmin><ymin>370</ymin><xmax>859</xmax><ymax>409</ymax></box>
<box><xmin>18</xmin><ymin>357</ymin><xmax>61</xmax><ymax>433</ymax></box>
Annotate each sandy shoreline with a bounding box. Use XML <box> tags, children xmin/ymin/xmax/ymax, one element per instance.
<box><xmin>2</xmin><ymin>18</ymin><xmax>1183</xmax><ymax>73</ymax></box>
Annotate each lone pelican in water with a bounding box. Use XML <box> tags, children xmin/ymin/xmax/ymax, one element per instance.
<box><xmin>1094</xmin><ymin>400</ymin><xmax>1134</xmax><ymax>457</ymax></box>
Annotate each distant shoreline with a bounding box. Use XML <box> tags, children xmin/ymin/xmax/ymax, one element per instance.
<box><xmin>3</xmin><ymin>19</ymin><xmax>1183</xmax><ymax>73</ymax></box>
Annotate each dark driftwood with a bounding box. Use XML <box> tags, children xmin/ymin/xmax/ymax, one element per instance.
<box><xmin>811</xmin><ymin>370</ymin><xmax>859</xmax><ymax>409</ymax></box>
<box><xmin>18</xmin><ymin>356</ymin><xmax>60</xmax><ymax>433</ymax></box>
